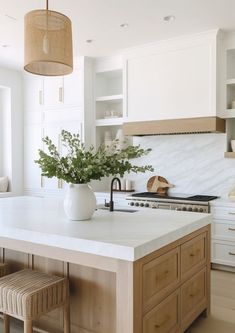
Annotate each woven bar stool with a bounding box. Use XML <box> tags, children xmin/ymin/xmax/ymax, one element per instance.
<box><xmin>0</xmin><ymin>269</ymin><xmax>70</xmax><ymax>333</ymax></box>
<box><xmin>0</xmin><ymin>263</ymin><xmax>8</xmax><ymax>278</ymax></box>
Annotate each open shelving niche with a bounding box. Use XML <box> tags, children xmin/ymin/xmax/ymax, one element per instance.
<box><xmin>93</xmin><ymin>64</ymin><xmax>133</xmax><ymax>192</ymax></box>
<box><xmin>94</xmin><ymin>69</ymin><xmax>124</xmax><ymax>148</ymax></box>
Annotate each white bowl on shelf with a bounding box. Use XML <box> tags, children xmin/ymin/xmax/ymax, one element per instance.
<box><xmin>231</xmin><ymin>140</ymin><xmax>235</xmax><ymax>152</ymax></box>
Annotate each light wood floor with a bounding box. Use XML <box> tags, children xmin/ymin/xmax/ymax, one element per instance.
<box><xmin>186</xmin><ymin>269</ymin><xmax>235</xmax><ymax>332</ymax></box>
<box><xmin>0</xmin><ymin>269</ymin><xmax>234</xmax><ymax>333</ymax></box>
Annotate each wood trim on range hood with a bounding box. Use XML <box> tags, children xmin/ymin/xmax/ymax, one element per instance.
<box><xmin>123</xmin><ymin>117</ymin><xmax>225</xmax><ymax>136</ymax></box>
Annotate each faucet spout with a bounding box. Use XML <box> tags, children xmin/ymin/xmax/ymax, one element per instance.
<box><xmin>109</xmin><ymin>177</ymin><xmax>121</xmax><ymax>211</ymax></box>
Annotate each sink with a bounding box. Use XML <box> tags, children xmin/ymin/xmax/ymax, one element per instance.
<box><xmin>98</xmin><ymin>207</ymin><xmax>138</xmax><ymax>213</ymax></box>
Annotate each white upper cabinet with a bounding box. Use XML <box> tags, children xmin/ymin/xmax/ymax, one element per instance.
<box><xmin>24</xmin><ymin>73</ymin><xmax>44</xmax><ymax>112</ymax></box>
<box><xmin>64</xmin><ymin>68</ymin><xmax>83</xmax><ymax>107</ymax></box>
<box><xmin>44</xmin><ymin>76</ymin><xmax>64</xmax><ymax>108</ymax></box>
<box><xmin>124</xmin><ymin>30</ymin><xmax>219</xmax><ymax>122</ymax></box>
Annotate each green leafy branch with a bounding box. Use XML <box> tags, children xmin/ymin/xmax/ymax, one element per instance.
<box><xmin>35</xmin><ymin>130</ymin><xmax>154</xmax><ymax>184</ymax></box>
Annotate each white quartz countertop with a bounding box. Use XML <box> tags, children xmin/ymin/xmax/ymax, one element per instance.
<box><xmin>0</xmin><ymin>196</ymin><xmax>211</xmax><ymax>262</ymax></box>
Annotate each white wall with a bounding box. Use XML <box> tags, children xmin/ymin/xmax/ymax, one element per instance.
<box><xmin>128</xmin><ymin>134</ymin><xmax>235</xmax><ymax>198</ymax></box>
<box><xmin>0</xmin><ymin>67</ymin><xmax>23</xmax><ymax>195</ymax></box>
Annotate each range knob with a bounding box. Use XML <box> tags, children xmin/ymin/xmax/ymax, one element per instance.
<box><xmin>130</xmin><ymin>202</ymin><xmax>134</xmax><ymax>206</ymax></box>
<box><xmin>182</xmin><ymin>206</ymin><xmax>187</xmax><ymax>211</ymax></box>
<box><xmin>140</xmin><ymin>203</ymin><xmax>144</xmax><ymax>207</ymax></box>
<box><xmin>193</xmin><ymin>207</ymin><xmax>198</xmax><ymax>212</ymax></box>
<box><xmin>135</xmin><ymin>202</ymin><xmax>139</xmax><ymax>207</ymax></box>
<box><xmin>145</xmin><ymin>203</ymin><xmax>149</xmax><ymax>208</ymax></box>
<box><xmin>188</xmin><ymin>207</ymin><xmax>193</xmax><ymax>212</ymax></box>
<box><xmin>152</xmin><ymin>204</ymin><xmax>157</xmax><ymax>209</ymax></box>
<box><xmin>199</xmin><ymin>208</ymin><xmax>204</xmax><ymax>213</ymax></box>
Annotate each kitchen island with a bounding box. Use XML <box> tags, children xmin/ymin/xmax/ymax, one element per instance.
<box><xmin>0</xmin><ymin>196</ymin><xmax>211</xmax><ymax>333</ymax></box>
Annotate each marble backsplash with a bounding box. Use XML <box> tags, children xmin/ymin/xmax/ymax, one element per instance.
<box><xmin>128</xmin><ymin>133</ymin><xmax>235</xmax><ymax>198</ymax></box>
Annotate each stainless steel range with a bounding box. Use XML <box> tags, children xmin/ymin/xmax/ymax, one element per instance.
<box><xmin>126</xmin><ymin>192</ymin><xmax>218</xmax><ymax>213</ymax></box>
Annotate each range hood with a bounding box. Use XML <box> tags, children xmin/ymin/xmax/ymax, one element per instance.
<box><xmin>123</xmin><ymin>117</ymin><xmax>225</xmax><ymax>136</ymax></box>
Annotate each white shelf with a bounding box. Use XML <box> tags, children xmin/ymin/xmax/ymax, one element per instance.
<box><xmin>223</xmin><ymin>109</ymin><xmax>235</xmax><ymax>118</ymax></box>
<box><xmin>96</xmin><ymin>94</ymin><xmax>123</xmax><ymax>102</ymax></box>
<box><xmin>226</xmin><ymin>79</ymin><xmax>235</xmax><ymax>85</ymax></box>
<box><xmin>95</xmin><ymin>117</ymin><xmax>123</xmax><ymax>127</ymax></box>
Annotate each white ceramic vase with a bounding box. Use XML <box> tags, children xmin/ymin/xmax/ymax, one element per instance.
<box><xmin>64</xmin><ymin>184</ymin><xmax>97</xmax><ymax>221</ymax></box>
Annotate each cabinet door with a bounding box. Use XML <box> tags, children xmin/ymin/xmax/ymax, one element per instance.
<box><xmin>181</xmin><ymin>268</ymin><xmax>207</xmax><ymax>332</ymax></box>
<box><xmin>24</xmin><ymin>124</ymin><xmax>42</xmax><ymax>190</ymax></box>
<box><xmin>143</xmin><ymin>290</ymin><xmax>180</xmax><ymax>333</ymax></box>
<box><xmin>24</xmin><ymin>73</ymin><xmax>44</xmax><ymax>112</ymax></box>
<box><xmin>126</xmin><ymin>43</ymin><xmax>214</xmax><ymax>121</ymax></box>
<box><xmin>143</xmin><ymin>247</ymin><xmax>180</xmax><ymax>312</ymax></box>
<box><xmin>64</xmin><ymin>68</ymin><xmax>83</xmax><ymax>107</ymax></box>
<box><xmin>44</xmin><ymin>76</ymin><xmax>64</xmax><ymax>108</ymax></box>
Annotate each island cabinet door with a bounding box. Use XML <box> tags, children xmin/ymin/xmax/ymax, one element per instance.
<box><xmin>181</xmin><ymin>268</ymin><xmax>207</xmax><ymax>332</ymax></box>
<box><xmin>143</xmin><ymin>290</ymin><xmax>180</xmax><ymax>333</ymax></box>
<box><xmin>142</xmin><ymin>247</ymin><xmax>180</xmax><ymax>312</ymax></box>
<box><xmin>181</xmin><ymin>232</ymin><xmax>207</xmax><ymax>281</ymax></box>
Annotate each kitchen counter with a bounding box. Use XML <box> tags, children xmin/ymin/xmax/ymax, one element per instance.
<box><xmin>0</xmin><ymin>196</ymin><xmax>211</xmax><ymax>261</ymax></box>
<box><xmin>0</xmin><ymin>196</ymin><xmax>211</xmax><ymax>333</ymax></box>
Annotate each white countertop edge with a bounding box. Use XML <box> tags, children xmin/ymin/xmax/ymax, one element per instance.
<box><xmin>0</xmin><ymin>217</ymin><xmax>211</xmax><ymax>262</ymax></box>
<box><xmin>0</xmin><ymin>226</ymin><xmax>135</xmax><ymax>261</ymax></box>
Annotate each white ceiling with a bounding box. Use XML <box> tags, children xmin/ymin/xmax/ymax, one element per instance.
<box><xmin>0</xmin><ymin>0</ymin><xmax>235</xmax><ymax>70</ymax></box>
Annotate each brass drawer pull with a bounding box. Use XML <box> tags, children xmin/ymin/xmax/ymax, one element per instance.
<box><xmin>228</xmin><ymin>227</ymin><xmax>235</xmax><ymax>231</ymax></box>
<box><xmin>155</xmin><ymin>315</ymin><xmax>169</xmax><ymax>328</ymax></box>
<box><xmin>190</xmin><ymin>253</ymin><xmax>195</xmax><ymax>257</ymax></box>
<box><xmin>228</xmin><ymin>252</ymin><xmax>235</xmax><ymax>256</ymax></box>
<box><xmin>189</xmin><ymin>289</ymin><xmax>199</xmax><ymax>298</ymax></box>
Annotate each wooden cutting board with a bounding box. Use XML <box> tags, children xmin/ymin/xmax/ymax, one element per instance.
<box><xmin>147</xmin><ymin>176</ymin><xmax>174</xmax><ymax>194</ymax></box>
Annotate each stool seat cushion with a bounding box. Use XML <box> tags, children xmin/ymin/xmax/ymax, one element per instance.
<box><xmin>0</xmin><ymin>269</ymin><xmax>68</xmax><ymax>320</ymax></box>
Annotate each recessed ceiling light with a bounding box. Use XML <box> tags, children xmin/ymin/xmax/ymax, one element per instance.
<box><xmin>163</xmin><ymin>15</ymin><xmax>176</xmax><ymax>22</ymax></box>
<box><xmin>120</xmin><ymin>23</ymin><xmax>129</xmax><ymax>28</ymax></box>
<box><xmin>86</xmin><ymin>39</ymin><xmax>94</xmax><ymax>44</ymax></box>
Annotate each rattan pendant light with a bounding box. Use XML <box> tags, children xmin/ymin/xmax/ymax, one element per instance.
<box><xmin>24</xmin><ymin>0</ymin><xmax>73</xmax><ymax>76</ymax></box>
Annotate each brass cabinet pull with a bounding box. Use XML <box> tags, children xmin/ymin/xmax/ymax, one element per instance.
<box><xmin>190</xmin><ymin>253</ymin><xmax>195</xmax><ymax>257</ymax></box>
<box><xmin>228</xmin><ymin>227</ymin><xmax>235</xmax><ymax>231</ymax></box>
<box><xmin>154</xmin><ymin>315</ymin><xmax>169</xmax><ymax>328</ymax></box>
<box><xmin>228</xmin><ymin>252</ymin><xmax>235</xmax><ymax>256</ymax></box>
<box><xmin>39</xmin><ymin>90</ymin><xmax>43</xmax><ymax>105</ymax></box>
<box><xmin>228</xmin><ymin>212</ymin><xmax>235</xmax><ymax>215</ymax></box>
<box><xmin>59</xmin><ymin>86</ymin><xmax>64</xmax><ymax>103</ymax></box>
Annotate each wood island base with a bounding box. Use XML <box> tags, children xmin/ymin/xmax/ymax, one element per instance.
<box><xmin>0</xmin><ymin>225</ymin><xmax>210</xmax><ymax>333</ymax></box>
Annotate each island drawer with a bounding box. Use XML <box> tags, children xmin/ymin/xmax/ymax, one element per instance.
<box><xmin>143</xmin><ymin>290</ymin><xmax>180</xmax><ymax>333</ymax></box>
<box><xmin>181</xmin><ymin>232</ymin><xmax>206</xmax><ymax>280</ymax></box>
<box><xmin>142</xmin><ymin>247</ymin><xmax>180</xmax><ymax>311</ymax></box>
<box><xmin>181</xmin><ymin>268</ymin><xmax>207</xmax><ymax>331</ymax></box>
